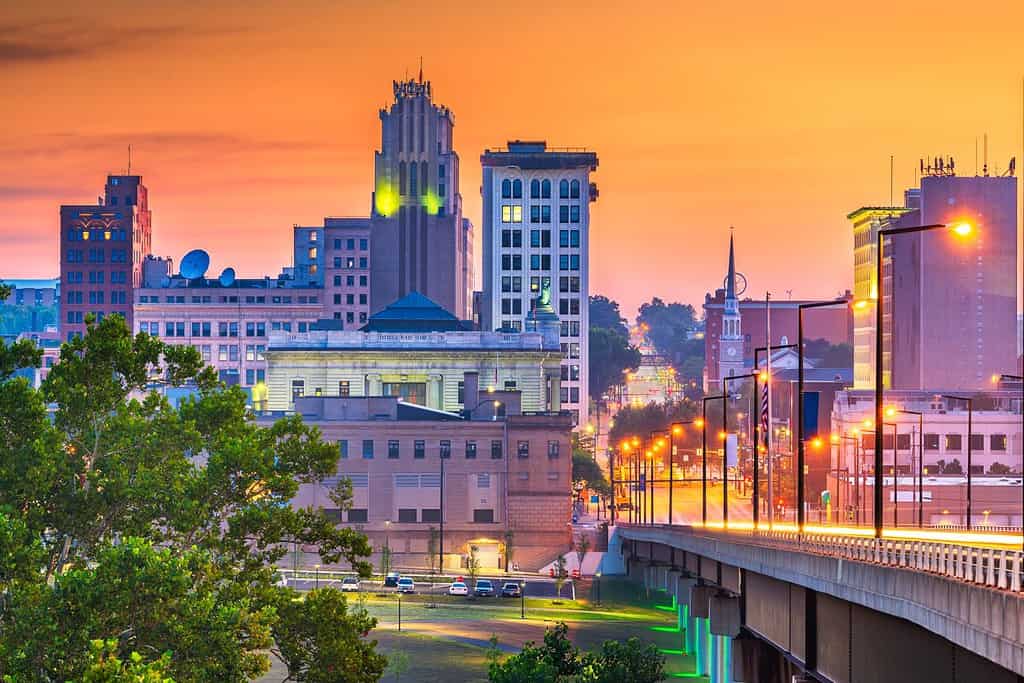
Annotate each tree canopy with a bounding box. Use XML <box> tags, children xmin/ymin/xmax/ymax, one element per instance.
<box><xmin>0</xmin><ymin>311</ymin><xmax>380</xmax><ymax>681</ymax></box>
<box><xmin>635</xmin><ymin>298</ymin><xmax>704</xmax><ymax>381</ymax></box>
<box><xmin>588</xmin><ymin>296</ymin><xmax>641</xmax><ymax>402</ymax></box>
<box><xmin>572</xmin><ymin>449</ymin><xmax>611</xmax><ymax>497</ymax></box>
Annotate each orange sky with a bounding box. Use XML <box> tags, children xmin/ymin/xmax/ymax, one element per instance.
<box><xmin>2</xmin><ymin>0</ymin><xmax>1021</xmax><ymax>317</ymax></box>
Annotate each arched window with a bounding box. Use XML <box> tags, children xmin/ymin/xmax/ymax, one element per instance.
<box><xmin>399</xmin><ymin>162</ymin><xmax>407</xmax><ymax>195</ymax></box>
<box><xmin>421</xmin><ymin>161</ymin><xmax>428</xmax><ymax>195</ymax></box>
<box><xmin>570</xmin><ymin>179</ymin><xmax>580</xmax><ymax>199</ymax></box>
<box><xmin>501</xmin><ymin>179</ymin><xmax>511</xmax><ymax>199</ymax></box>
<box><xmin>530</xmin><ymin>179</ymin><xmax>540</xmax><ymax>199</ymax></box>
<box><xmin>559</xmin><ymin>179</ymin><xmax>569</xmax><ymax>199</ymax></box>
<box><xmin>512</xmin><ymin>179</ymin><xmax>522</xmax><ymax>199</ymax></box>
<box><xmin>541</xmin><ymin>179</ymin><xmax>551</xmax><ymax>198</ymax></box>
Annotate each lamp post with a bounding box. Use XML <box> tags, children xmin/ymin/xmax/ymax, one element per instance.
<box><xmin>798</xmin><ymin>299</ymin><xmax>850</xmax><ymax>532</ymax></box>
<box><xmin>898</xmin><ymin>409</ymin><xmax>925</xmax><ymax>527</ymax></box>
<box><xmin>314</xmin><ymin>563</ymin><xmax>321</xmax><ymax>590</ymax></box>
<box><xmin>832</xmin><ymin>433</ymin><xmax>858</xmax><ymax>524</ymax></box>
<box><xmin>700</xmin><ymin>396</ymin><xmax>724</xmax><ymax>525</ymax></box>
<box><xmin>439</xmin><ymin>449</ymin><xmax>447</xmax><ymax>573</ymax></box>
<box><xmin>994</xmin><ymin>374</ymin><xmax>1024</xmax><ymax>546</ymax></box>
<box><xmin>755</xmin><ymin>344</ymin><xmax>798</xmax><ymax>528</ymax></box>
<box><xmin>668</xmin><ymin>421</ymin><xmax>697</xmax><ymax>526</ymax></box>
<box><xmin>648</xmin><ymin>430</ymin><xmax>668</xmax><ymax>525</ymax></box>
<box><xmin>720</xmin><ymin>373</ymin><xmax>758</xmax><ymax>525</ymax></box>
<box><xmin>520</xmin><ymin>579</ymin><xmax>526</xmax><ymax>619</ymax></box>
<box><xmin>594</xmin><ymin>571</ymin><xmax>602</xmax><ymax>606</ymax></box>
<box><xmin>384</xmin><ymin>520</ymin><xmax>392</xmax><ymax>575</ymax></box>
<box><xmin>941</xmin><ymin>394</ymin><xmax>974</xmax><ymax>528</ymax></box>
<box><xmin>874</xmin><ymin>221</ymin><xmax>973</xmax><ymax>537</ymax></box>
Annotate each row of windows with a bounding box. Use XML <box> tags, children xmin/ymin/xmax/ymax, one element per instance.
<box><xmin>333</xmin><ymin>274</ymin><xmax>369</xmax><ymax>288</ymax></box>
<box><xmin>138</xmin><ymin>294</ymin><xmax>319</xmax><ymax>305</ymax></box>
<box><xmin>64</xmin><ymin>290</ymin><xmax>128</xmax><ymax>305</ymax></box>
<box><xmin>176</xmin><ymin>343</ymin><xmax>266</xmax><ymax>364</ymax></box>
<box><xmin>561</xmin><ymin>342</ymin><xmax>581</xmax><ymax>359</ymax></box>
<box><xmin>66</xmin><ymin>248</ymin><xmax>128</xmax><ymax>263</ymax></box>
<box><xmin>501</xmin><ymin>205</ymin><xmax>581</xmax><ymax>224</ymax></box>
<box><xmin>323</xmin><ymin>507</ymin><xmax>498</xmax><ymax>525</ymax></box>
<box><xmin>560</xmin><ymin>387</ymin><xmax>581</xmax><ymax>404</ymax></box>
<box><xmin>500</xmin><ymin>229</ymin><xmax>582</xmax><ymax>249</ymax></box>
<box><xmin>66</xmin><ymin>229</ymin><xmax>128</xmax><ymax>241</ymax></box>
<box><xmin>501</xmin><ymin>178</ymin><xmax>581</xmax><ymax>200</ymax></box>
<box><xmin>499</xmin><ymin>254</ymin><xmax>581</xmax><ymax>271</ymax></box>
<box><xmin>331</xmin><ymin>238</ymin><xmax>368</xmax><ymax>251</ymax></box>
<box><xmin>560</xmin><ymin>364</ymin><xmax>581</xmax><ymax>381</ymax></box>
<box><xmin>333</xmin><ymin>293</ymin><xmax>368</xmax><ymax>306</ymax></box>
<box><xmin>138</xmin><ymin>321</ymin><xmax>314</xmax><ymax>337</ymax></box>
<box><xmin>67</xmin><ymin>271</ymin><xmax>128</xmax><ymax>285</ymax></box>
<box><xmin>330</xmin><ymin>311</ymin><xmax>368</xmax><ymax>324</ymax></box>
<box><xmin>332</xmin><ymin>256</ymin><xmax>368</xmax><ymax>269</ymax></box>
<box><xmin>336</xmin><ymin>438</ymin><xmax>562</xmax><ymax>460</ymax></box>
<box><xmin>65</xmin><ymin>311</ymin><xmax>108</xmax><ymax>325</ymax></box>
<box><xmin>859</xmin><ymin>433</ymin><xmax>1012</xmax><ymax>452</ymax></box>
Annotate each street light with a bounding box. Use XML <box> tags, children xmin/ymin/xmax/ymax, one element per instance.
<box><xmin>314</xmin><ymin>563</ymin><xmax>321</xmax><ymax>590</ymax></box>
<box><xmin>874</xmin><ymin>221</ymin><xmax>973</xmax><ymax>537</ymax></box>
<box><xmin>798</xmin><ymin>298</ymin><xmax>851</xmax><ymax>532</ymax></box>
<box><xmin>520</xmin><ymin>579</ymin><xmax>526</xmax><ymax>619</ymax></box>
<box><xmin>941</xmin><ymin>394</ymin><xmax>974</xmax><ymax>529</ymax></box>
<box><xmin>755</xmin><ymin>343</ymin><xmax>798</xmax><ymax>528</ymax></box>
<box><xmin>700</xmin><ymin>396</ymin><xmax>725</xmax><ymax>525</ymax></box>
<box><xmin>721</xmin><ymin>372</ymin><xmax>758</xmax><ymax>527</ymax></box>
<box><xmin>668</xmin><ymin>420</ymin><xmax>698</xmax><ymax>526</ymax></box>
<box><xmin>594</xmin><ymin>571</ymin><xmax>602</xmax><ymax>606</ymax></box>
<box><xmin>898</xmin><ymin>409</ymin><xmax>925</xmax><ymax>527</ymax></box>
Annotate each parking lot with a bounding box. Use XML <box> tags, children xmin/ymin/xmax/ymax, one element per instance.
<box><xmin>280</xmin><ymin>571</ymin><xmax>576</xmax><ymax>600</ymax></box>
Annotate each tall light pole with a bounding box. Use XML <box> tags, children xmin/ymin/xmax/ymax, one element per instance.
<box><xmin>898</xmin><ymin>409</ymin><xmax>925</xmax><ymax>527</ymax></box>
<box><xmin>755</xmin><ymin>344</ymin><xmax>797</xmax><ymax>528</ymax></box>
<box><xmin>721</xmin><ymin>372</ymin><xmax>758</xmax><ymax>526</ymax></box>
<box><xmin>941</xmin><ymin>394</ymin><xmax>974</xmax><ymax>529</ymax></box>
<box><xmin>797</xmin><ymin>299</ymin><xmax>850</xmax><ymax>532</ymax></box>
<box><xmin>700</xmin><ymin>396</ymin><xmax>724</xmax><ymax>525</ymax></box>
<box><xmin>994</xmin><ymin>374</ymin><xmax>1024</xmax><ymax>547</ymax></box>
<box><xmin>874</xmin><ymin>221</ymin><xmax>973</xmax><ymax>537</ymax></box>
<box><xmin>668</xmin><ymin>421</ymin><xmax>697</xmax><ymax>526</ymax></box>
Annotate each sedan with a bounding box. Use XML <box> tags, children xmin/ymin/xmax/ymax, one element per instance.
<box><xmin>396</xmin><ymin>577</ymin><xmax>415</xmax><ymax>594</ymax></box>
<box><xmin>340</xmin><ymin>577</ymin><xmax>361</xmax><ymax>592</ymax></box>
<box><xmin>474</xmin><ymin>579</ymin><xmax>494</xmax><ymax>597</ymax></box>
<box><xmin>501</xmin><ymin>582</ymin><xmax>522</xmax><ymax>598</ymax></box>
<box><xmin>447</xmin><ymin>581</ymin><xmax>469</xmax><ymax>596</ymax></box>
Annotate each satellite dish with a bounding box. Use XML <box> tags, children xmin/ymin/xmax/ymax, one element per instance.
<box><xmin>180</xmin><ymin>249</ymin><xmax>210</xmax><ymax>280</ymax></box>
<box><xmin>219</xmin><ymin>267</ymin><xmax>236</xmax><ymax>287</ymax></box>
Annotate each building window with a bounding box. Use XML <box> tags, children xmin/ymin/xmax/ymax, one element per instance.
<box><xmin>969</xmin><ymin>434</ymin><xmax>985</xmax><ymax>451</ymax></box>
<box><xmin>991</xmin><ymin>434</ymin><xmax>1007</xmax><ymax>451</ymax></box>
<box><xmin>291</xmin><ymin>379</ymin><xmax>304</xmax><ymax>399</ymax></box>
<box><xmin>559</xmin><ymin>179</ymin><xmax>569</xmax><ymax>199</ymax></box>
<box><xmin>440</xmin><ymin>440</ymin><xmax>451</xmax><ymax>459</ymax></box>
<box><xmin>541</xmin><ymin>179</ymin><xmax>551</xmax><ymax>198</ymax></box>
<box><xmin>388</xmin><ymin>440</ymin><xmax>400</xmax><ymax>459</ymax></box>
<box><xmin>362</xmin><ymin>439</ymin><xmax>374</xmax><ymax>459</ymax></box>
<box><xmin>465</xmin><ymin>441</ymin><xmax>477</xmax><ymax>459</ymax></box>
<box><xmin>530</xmin><ymin>179</ymin><xmax>540</xmax><ymax>198</ymax></box>
<box><xmin>924</xmin><ymin>433</ymin><xmax>939</xmax><ymax>450</ymax></box>
<box><xmin>512</xmin><ymin>179</ymin><xmax>522</xmax><ymax>198</ymax></box>
<box><xmin>548</xmin><ymin>441</ymin><xmax>560</xmax><ymax>459</ymax></box>
<box><xmin>491</xmin><ymin>440</ymin><xmax>503</xmax><ymax>459</ymax></box>
<box><xmin>517</xmin><ymin>441</ymin><xmax>529</xmax><ymax>458</ymax></box>
<box><xmin>398</xmin><ymin>508</ymin><xmax>417</xmax><ymax>523</ymax></box>
<box><xmin>501</xmin><ymin>205</ymin><xmax>523</xmax><ymax>223</ymax></box>
<box><xmin>570</xmin><ymin>179</ymin><xmax>580</xmax><ymax>198</ymax></box>
<box><xmin>338</xmin><ymin>380</ymin><xmax>350</xmax><ymax>397</ymax></box>
<box><xmin>473</xmin><ymin>509</ymin><xmax>495</xmax><ymax>524</ymax></box>
<box><xmin>421</xmin><ymin>508</ymin><xmax>440</xmax><ymax>523</ymax></box>
<box><xmin>414</xmin><ymin>440</ymin><xmax>425</xmax><ymax>459</ymax></box>
<box><xmin>501</xmin><ymin>178</ymin><xmax>511</xmax><ymax>199</ymax></box>
<box><xmin>570</xmin><ymin>206</ymin><xmax>580</xmax><ymax>223</ymax></box>
<box><xmin>347</xmin><ymin>509</ymin><xmax>368</xmax><ymax>523</ymax></box>
<box><xmin>944</xmin><ymin>434</ymin><xmax>962</xmax><ymax>452</ymax></box>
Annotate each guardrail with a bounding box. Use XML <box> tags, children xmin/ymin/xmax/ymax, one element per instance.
<box><xmin>639</xmin><ymin>525</ymin><xmax>1024</xmax><ymax>594</ymax></box>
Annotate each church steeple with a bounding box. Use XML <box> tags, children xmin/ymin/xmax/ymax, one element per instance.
<box><xmin>726</xmin><ymin>231</ymin><xmax>737</xmax><ymax>300</ymax></box>
<box><xmin>718</xmin><ymin>230</ymin><xmax>744</xmax><ymax>387</ymax></box>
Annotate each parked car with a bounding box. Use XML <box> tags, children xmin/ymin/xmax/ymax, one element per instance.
<box><xmin>396</xmin><ymin>577</ymin><xmax>415</xmax><ymax>594</ymax></box>
<box><xmin>383</xmin><ymin>571</ymin><xmax>400</xmax><ymax>588</ymax></box>
<box><xmin>501</xmin><ymin>582</ymin><xmax>522</xmax><ymax>598</ymax></box>
<box><xmin>474</xmin><ymin>579</ymin><xmax>494</xmax><ymax>597</ymax></box>
<box><xmin>341</xmin><ymin>576</ymin><xmax>361</xmax><ymax>592</ymax></box>
<box><xmin>447</xmin><ymin>581</ymin><xmax>469</xmax><ymax>596</ymax></box>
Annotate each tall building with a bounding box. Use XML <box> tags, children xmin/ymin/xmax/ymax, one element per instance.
<box><xmin>480</xmin><ymin>141</ymin><xmax>599</xmax><ymax>427</ymax></box>
<box><xmin>369</xmin><ymin>75</ymin><xmax>472</xmax><ymax>319</ymax></box>
<box><xmin>849</xmin><ymin>164</ymin><xmax>1018</xmax><ymax>390</ymax></box>
<box><xmin>60</xmin><ymin>175</ymin><xmax>152</xmax><ymax>340</ymax></box>
<box><xmin>293</xmin><ymin>218</ymin><xmax>372</xmax><ymax>328</ymax></box>
<box><xmin>718</xmin><ymin>234</ymin><xmax>745</xmax><ymax>385</ymax></box>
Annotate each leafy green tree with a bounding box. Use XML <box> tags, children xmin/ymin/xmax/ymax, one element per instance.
<box><xmin>589</xmin><ymin>296</ymin><xmax>629</xmax><ymax>339</ymax></box>
<box><xmin>553</xmin><ymin>555</ymin><xmax>568</xmax><ymax>600</ymax></box>
<box><xmin>427</xmin><ymin>526</ymin><xmax>439</xmax><ymax>575</ymax></box>
<box><xmin>488</xmin><ymin>623</ymin><xmax>579</xmax><ymax>683</ymax></box>
<box><xmin>467</xmin><ymin>544</ymin><xmax>481</xmax><ymax>587</ymax></box>
<box><xmin>803</xmin><ymin>338</ymin><xmax>853</xmax><ymax>368</ymax></box>
<box><xmin>589</xmin><ymin>327</ymin><xmax>641</xmax><ymax>402</ymax></box>
<box><xmin>572</xmin><ymin>450</ymin><xmax>610</xmax><ymax>497</ymax></box>
<box><xmin>78</xmin><ymin>639</ymin><xmax>174</xmax><ymax>683</ymax></box>
<box><xmin>577</xmin><ymin>637</ymin><xmax>665</xmax><ymax>683</ymax></box>
<box><xmin>272</xmin><ymin>587</ymin><xmax>386</xmax><ymax>683</ymax></box>
<box><xmin>636</xmin><ymin>298</ymin><xmax>704</xmax><ymax>381</ymax></box>
<box><xmin>0</xmin><ymin>314</ymin><xmax>378</xmax><ymax>681</ymax></box>
<box><xmin>502</xmin><ymin>531</ymin><xmax>515</xmax><ymax>573</ymax></box>
<box><xmin>990</xmin><ymin>462</ymin><xmax>1012</xmax><ymax>475</ymax></box>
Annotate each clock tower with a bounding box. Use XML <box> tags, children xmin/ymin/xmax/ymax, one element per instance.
<box><xmin>718</xmin><ymin>233</ymin><xmax>745</xmax><ymax>387</ymax></box>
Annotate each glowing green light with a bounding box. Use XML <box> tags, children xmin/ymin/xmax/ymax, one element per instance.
<box><xmin>650</xmin><ymin>625</ymin><xmax>680</xmax><ymax>633</ymax></box>
<box><xmin>422</xmin><ymin>190</ymin><xmax>442</xmax><ymax>216</ymax></box>
<box><xmin>659</xmin><ymin>649</ymin><xmax>685</xmax><ymax>656</ymax></box>
<box><xmin>655</xmin><ymin>605</ymin><xmax>676</xmax><ymax>612</ymax></box>
<box><xmin>374</xmin><ymin>181</ymin><xmax>399</xmax><ymax>217</ymax></box>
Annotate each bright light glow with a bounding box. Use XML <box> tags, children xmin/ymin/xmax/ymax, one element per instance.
<box><xmin>672</xmin><ymin>425</ymin><xmax>683</xmax><ymax>435</ymax></box>
<box><xmin>487</xmin><ymin>386</ymin><xmax>495</xmax><ymax>393</ymax></box>
<box><xmin>885</xmin><ymin>407</ymin><xmax>896</xmax><ymax>417</ymax></box>
<box><xmin>811</xmin><ymin>437</ymin><xmax>823</xmax><ymax>449</ymax></box>
<box><xmin>645</xmin><ymin>450</ymin><xmax>653</xmax><ymax>458</ymax></box>
<box><xmin>632</xmin><ymin>437</ymin><xmax>640</xmax><ymax>446</ymax></box>
<box><xmin>492</xmin><ymin>400</ymin><xmax>501</xmax><ymax>408</ymax></box>
<box><xmin>717</xmin><ymin>430</ymin><xmax>727</xmax><ymax>440</ymax></box>
<box><xmin>694</xmin><ymin>419</ymin><xmax>705</xmax><ymax>428</ymax></box>
<box><xmin>374</xmin><ymin>180</ymin><xmax>399</xmax><ymax>217</ymax></box>
<box><xmin>853</xmin><ymin>299</ymin><xmax>869</xmax><ymax>310</ymax></box>
<box><xmin>830</xmin><ymin>433</ymin><xmax>840</xmax><ymax>444</ymax></box>
<box><xmin>951</xmin><ymin>222</ymin><xmax>973</xmax><ymax>237</ymax></box>
<box><xmin>991</xmin><ymin>374</ymin><xmax>1001</xmax><ymax>384</ymax></box>
<box><xmin>585</xmin><ymin>424</ymin><xmax>595</xmax><ymax>433</ymax></box>
<box><xmin>656</xmin><ymin>438</ymin><xmax>666</xmax><ymax>447</ymax></box>
<box><xmin>422</xmin><ymin>190</ymin><xmax>442</xmax><ymax>216</ymax></box>
<box><xmin>862</xmin><ymin>419</ymin><xmax>873</xmax><ymax>428</ymax></box>
<box><xmin>758</xmin><ymin>371</ymin><xmax>769</xmax><ymax>382</ymax></box>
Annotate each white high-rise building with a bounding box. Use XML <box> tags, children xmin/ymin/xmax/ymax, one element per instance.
<box><xmin>480</xmin><ymin>141</ymin><xmax>599</xmax><ymax>427</ymax></box>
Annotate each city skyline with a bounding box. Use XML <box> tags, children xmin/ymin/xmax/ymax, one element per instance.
<box><xmin>2</xmin><ymin>2</ymin><xmax>1023</xmax><ymax>316</ymax></box>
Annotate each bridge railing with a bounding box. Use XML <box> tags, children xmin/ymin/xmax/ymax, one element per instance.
<box><xmin>649</xmin><ymin>525</ymin><xmax>1024</xmax><ymax>594</ymax></box>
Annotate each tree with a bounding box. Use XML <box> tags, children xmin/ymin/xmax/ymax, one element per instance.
<box><xmin>427</xmin><ymin>526</ymin><xmax>439</xmax><ymax>575</ymax></box>
<box><xmin>553</xmin><ymin>555</ymin><xmax>568</xmax><ymax>600</ymax></box>
<box><xmin>990</xmin><ymin>462</ymin><xmax>1012</xmax><ymax>475</ymax></box>
<box><xmin>379</xmin><ymin>543</ymin><xmax>392</xmax><ymax>577</ymax></box>
<box><xmin>467</xmin><ymin>544</ymin><xmax>481</xmax><ymax>588</ymax></box>
<box><xmin>488</xmin><ymin>623</ymin><xmax>579</xmax><ymax>683</ymax></box>
<box><xmin>803</xmin><ymin>338</ymin><xmax>853</xmax><ymax>368</ymax></box>
<box><xmin>0</xmin><ymin>314</ymin><xmax>379</xmax><ymax>681</ymax></box>
<box><xmin>589</xmin><ymin>296</ymin><xmax>629</xmax><ymax>339</ymax></box>
<box><xmin>273</xmin><ymin>587</ymin><xmax>386</xmax><ymax>683</ymax></box>
<box><xmin>385</xmin><ymin>649</ymin><xmax>410</xmax><ymax>683</ymax></box>
<box><xmin>589</xmin><ymin>327</ymin><xmax>641</xmax><ymax>402</ymax></box>
<box><xmin>942</xmin><ymin>459</ymin><xmax>963</xmax><ymax>475</ymax></box>
<box><xmin>503</xmin><ymin>531</ymin><xmax>516</xmax><ymax>573</ymax></box>
<box><xmin>79</xmin><ymin>639</ymin><xmax>174</xmax><ymax>683</ymax></box>
<box><xmin>577</xmin><ymin>638</ymin><xmax>665</xmax><ymax>683</ymax></box>
<box><xmin>574</xmin><ymin>537</ymin><xmax>590</xmax><ymax>575</ymax></box>
<box><xmin>572</xmin><ymin>449</ymin><xmax>610</xmax><ymax>498</ymax></box>
<box><xmin>636</xmin><ymin>298</ymin><xmax>704</xmax><ymax>382</ymax></box>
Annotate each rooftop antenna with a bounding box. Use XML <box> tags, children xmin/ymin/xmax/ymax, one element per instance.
<box><xmin>127</xmin><ymin>144</ymin><xmax>132</xmax><ymax>175</ymax></box>
<box><xmin>889</xmin><ymin>155</ymin><xmax>894</xmax><ymax>205</ymax></box>
<box><xmin>983</xmin><ymin>133</ymin><xmax>988</xmax><ymax>176</ymax></box>
<box><xmin>975</xmin><ymin>137</ymin><xmax>978</xmax><ymax>176</ymax></box>
<box><xmin>418</xmin><ymin>56</ymin><xmax>423</xmax><ymax>83</ymax></box>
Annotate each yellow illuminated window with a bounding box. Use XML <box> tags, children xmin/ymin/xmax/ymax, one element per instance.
<box><xmin>512</xmin><ymin>205</ymin><xmax>522</xmax><ymax>223</ymax></box>
<box><xmin>501</xmin><ymin>205</ymin><xmax>523</xmax><ymax>224</ymax></box>
<box><xmin>502</xmin><ymin>205</ymin><xmax>511</xmax><ymax>223</ymax></box>
<box><xmin>308</xmin><ymin>247</ymin><xmax>317</xmax><ymax>258</ymax></box>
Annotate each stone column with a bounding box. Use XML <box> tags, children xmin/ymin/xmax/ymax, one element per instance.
<box><xmin>366</xmin><ymin>373</ymin><xmax>382</xmax><ymax>396</ymax></box>
<box><xmin>549</xmin><ymin>372</ymin><xmax>561</xmax><ymax>412</ymax></box>
<box><xmin>427</xmin><ymin>375</ymin><xmax>443</xmax><ymax>410</ymax></box>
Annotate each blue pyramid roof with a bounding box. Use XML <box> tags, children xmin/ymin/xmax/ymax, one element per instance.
<box><xmin>361</xmin><ymin>291</ymin><xmax>470</xmax><ymax>332</ymax></box>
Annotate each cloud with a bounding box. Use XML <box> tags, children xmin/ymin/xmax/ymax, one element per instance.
<box><xmin>0</xmin><ymin>17</ymin><xmax>247</xmax><ymax>65</ymax></box>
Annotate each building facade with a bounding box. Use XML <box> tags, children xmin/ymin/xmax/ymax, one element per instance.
<box><xmin>263</xmin><ymin>292</ymin><xmax>563</xmax><ymax>414</ymax></box>
<box><xmin>292</xmin><ymin>218</ymin><xmax>372</xmax><ymax>328</ymax></box>
<box><xmin>369</xmin><ymin>75</ymin><xmax>472</xmax><ymax>319</ymax></box>
<box><xmin>60</xmin><ymin>175</ymin><xmax>152</xmax><ymax>340</ymax></box>
<box><xmin>282</xmin><ymin>388</ymin><xmax>573</xmax><ymax>571</ymax></box>
<box><xmin>480</xmin><ymin>141</ymin><xmax>599</xmax><ymax>426</ymax></box>
<box><xmin>848</xmin><ymin>167</ymin><xmax>1018</xmax><ymax>391</ymax></box>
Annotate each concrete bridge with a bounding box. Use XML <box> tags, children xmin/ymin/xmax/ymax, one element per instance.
<box><xmin>614</xmin><ymin>523</ymin><xmax>1024</xmax><ymax>682</ymax></box>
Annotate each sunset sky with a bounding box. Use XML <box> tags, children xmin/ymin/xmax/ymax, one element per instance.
<box><xmin>2</xmin><ymin>0</ymin><xmax>1021</xmax><ymax>317</ymax></box>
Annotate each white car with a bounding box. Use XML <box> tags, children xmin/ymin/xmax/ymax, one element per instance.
<box><xmin>447</xmin><ymin>581</ymin><xmax>469</xmax><ymax>596</ymax></box>
<box><xmin>396</xmin><ymin>577</ymin><xmax>415</xmax><ymax>593</ymax></box>
<box><xmin>340</xmin><ymin>576</ymin><xmax>361</xmax><ymax>592</ymax></box>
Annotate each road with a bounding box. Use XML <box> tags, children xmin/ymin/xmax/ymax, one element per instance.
<box><xmin>284</xmin><ymin>574</ymin><xmax>575</xmax><ymax>599</ymax></box>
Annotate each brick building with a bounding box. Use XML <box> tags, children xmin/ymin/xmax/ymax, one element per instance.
<box><xmin>282</xmin><ymin>375</ymin><xmax>573</xmax><ymax>571</ymax></box>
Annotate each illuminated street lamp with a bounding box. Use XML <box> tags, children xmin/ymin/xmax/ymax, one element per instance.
<box><xmin>874</xmin><ymin>221</ymin><xmax>973</xmax><ymax>538</ymax></box>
